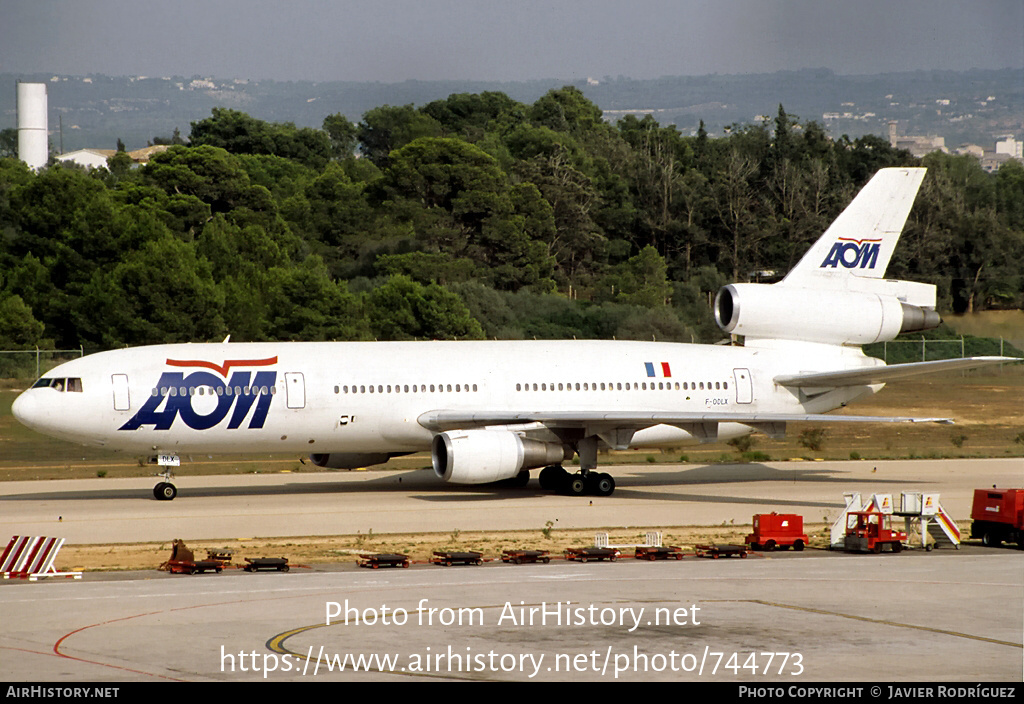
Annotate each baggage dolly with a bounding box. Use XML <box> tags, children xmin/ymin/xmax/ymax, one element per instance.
<box><xmin>432</xmin><ymin>551</ymin><xmax>483</xmax><ymax>566</ymax></box>
<box><xmin>357</xmin><ymin>553</ymin><xmax>410</xmax><ymax>569</ymax></box>
<box><xmin>694</xmin><ymin>544</ymin><xmax>748</xmax><ymax>559</ymax></box>
<box><xmin>243</xmin><ymin>557</ymin><xmax>290</xmax><ymax>572</ymax></box>
<box><xmin>501</xmin><ymin>549</ymin><xmax>550</xmax><ymax>564</ymax></box>
<box><xmin>167</xmin><ymin>559</ymin><xmax>224</xmax><ymax>574</ymax></box>
<box><xmin>564</xmin><ymin>547</ymin><xmax>620</xmax><ymax>563</ymax></box>
<box><xmin>634</xmin><ymin>545</ymin><xmax>684</xmax><ymax>561</ymax></box>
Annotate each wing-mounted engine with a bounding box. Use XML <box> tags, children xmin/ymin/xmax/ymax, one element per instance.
<box><xmin>432</xmin><ymin>429</ymin><xmax>571</xmax><ymax>484</ymax></box>
<box><xmin>714</xmin><ymin>281</ymin><xmax>940</xmax><ymax>346</ymax></box>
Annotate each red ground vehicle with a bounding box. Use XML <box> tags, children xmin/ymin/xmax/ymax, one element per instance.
<box><xmin>745</xmin><ymin>513</ymin><xmax>808</xmax><ymax>551</ymax></box>
<box><xmin>843</xmin><ymin>511</ymin><xmax>906</xmax><ymax>553</ymax></box>
<box><xmin>970</xmin><ymin>489</ymin><xmax>1024</xmax><ymax>548</ymax></box>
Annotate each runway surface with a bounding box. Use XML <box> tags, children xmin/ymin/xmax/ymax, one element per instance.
<box><xmin>1</xmin><ymin>458</ymin><xmax>1022</xmax><ymax>682</ymax></box>
<box><xmin>0</xmin><ymin>458</ymin><xmax>1020</xmax><ymax>543</ymax></box>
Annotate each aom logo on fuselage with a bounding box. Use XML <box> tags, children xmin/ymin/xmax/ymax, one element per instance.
<box><xmin>119</xmin><ymin>357</ymin><xmax>278</xmax><ymax>431</ymax></box>
<box><xmin>820</xmin><ymin>237</ymin><xmax>881</xmax><ymax>270</ymax></box>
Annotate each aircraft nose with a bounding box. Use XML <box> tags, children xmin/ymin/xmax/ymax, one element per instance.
<box><xmin>11</xmin><ymin>390</ymin><xmax>43</xmax><ymax>432</ymax></box>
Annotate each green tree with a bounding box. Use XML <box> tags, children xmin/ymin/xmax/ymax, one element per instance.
<box><xmin>0</xmin><ymin>294</ymin><xmax>46</xmax><ymax>348</ymax></box>
<box><xmin>190</xmin><ymin>108</ymin><xmax>332</xmax><ymax>169</ymax></box>
<box><xmin>366</xmin><ymin>275</ymin><xmax>484</xmax><ymax>340</ymax></box>
<box><xmin>78</xmin><ymin>235</ymin><xmax>224</xmax><ymax>346</ymax></box>
<box><xmin>0</xmin><ymin>129</ymin><xmax>18</xmax><ymax>159</ymax></box>
<box><xmin>358</xmin><ymin>105</ymin><xmax>443</xmax><ymax>167</ymax></box>
<box><xmin>263</xmin><ymin>256</ymin><xmax>368</xmax><ymax>341</ymax></box>
<box><xmin>322</xmin><ymin>113</ymin><xmax>359</xmax><ymax>160</ymax></box>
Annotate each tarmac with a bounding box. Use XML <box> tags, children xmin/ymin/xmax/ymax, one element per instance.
<box><xmin>1</xmin><ymin>458</ymin><xmax>1022</xmax><ymax>682</ymax></box>
<box><xmin>1</xmin><ymin>458</ymin><xmax>1021</xmax><ymax>543</ymax></box>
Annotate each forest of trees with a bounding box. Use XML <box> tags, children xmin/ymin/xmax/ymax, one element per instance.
<box><xmin>1</xmin><ymin>88</ymin><xmax>1022</xmax><ymax>354</ymax></box>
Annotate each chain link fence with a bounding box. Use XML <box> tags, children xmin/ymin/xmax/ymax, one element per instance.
<box><xmin>865</xmin><ymin>337</ymin><xmax>1022</xmax><ymax>369</ymax></box>
<box><xmin>0</xmin><ymin>348</ymin><xmax>85</xmax><ymax>381</ymax></box>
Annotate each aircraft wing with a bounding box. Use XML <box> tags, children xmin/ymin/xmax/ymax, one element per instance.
<box><xmin>417</xmin><ymin>409</ymin><xmax>953</xmax><ymax>433</ymax></box>
<box><xmin>773</xmin><ymin>356</ymin><xmax>1018</xmax><ymax>388</ymax></box>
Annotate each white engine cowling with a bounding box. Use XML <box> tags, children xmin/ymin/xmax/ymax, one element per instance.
<box><xmin>309</xmin><ymin>453</ymin><xmax>392</xmax><ymax>469</ymax></box>
<box><xmin>432</xmin><ymin>429</ymin><xmax>570</xmax><ymax>484</ymax></box>
<box><xmin>715</xmin><ymin>283</ymin><xmax>939</xmax><ymax>345</ymax></box>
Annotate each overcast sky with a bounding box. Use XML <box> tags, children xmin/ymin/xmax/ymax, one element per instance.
<box><xmin>2</xmin><ymin>0</ymin><xmax>1022</xmax><ymax>82</ymax></box>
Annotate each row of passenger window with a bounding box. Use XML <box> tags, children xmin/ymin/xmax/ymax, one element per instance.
<box><xmin>150</xmin><ymin>385</ymin><xmax>275</xmax><ymax>397</ymax></box>
<box><xmin>334</xmin><ymin>383</ymin><xmax>479</xmax><ymax>395</ymax></box>
<box><xmin>516</xmin><ymin>380</ymin><xmax>728</xmax><ymax>392</ymax></box>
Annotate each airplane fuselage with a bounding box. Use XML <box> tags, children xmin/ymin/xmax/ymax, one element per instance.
<box><xmin>13</xmin><ymin>339</ymin><xmax>878</xmax><ymax>457</ymax></box>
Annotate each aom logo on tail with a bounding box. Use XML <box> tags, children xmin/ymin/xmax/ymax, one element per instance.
<box><xmin>820</xmin><ymin>237</ymin><xmax>882</xmax><ymax>270</ymax></box>
<box><xmin>120</xmin><ymin>357</ymin><xmax>278</xmax><ymax>431</ymax></box>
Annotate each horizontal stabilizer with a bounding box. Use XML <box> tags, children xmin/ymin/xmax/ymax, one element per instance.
<box><xmin>773</xmin><ymin>356</ymin><xmax>1018</xmax><ymax>388</ymax></box>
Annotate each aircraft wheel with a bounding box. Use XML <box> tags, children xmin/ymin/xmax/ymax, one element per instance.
<box><xmin>567</xmin><ymin>476</ymin><xmax>587</xmax><ymax>496</ymax></box>
<box><xmin>510</xmin><ymin>470</ymin><xmax>530</xmax><ymax>488</ymax></box>
<box><xmin>539</xmin><ymin>465</ymin><xmax>567</xmax><ymax>491</ymax></box>
<box><xmin>593</xmin><ymin>473</ymin><xmax>615</xmax><ymax>497</ymax></box>
<box><xmin>155</xmin><ymin>482</ymin><xmax>177</xmax><ymax>501</ymax></box>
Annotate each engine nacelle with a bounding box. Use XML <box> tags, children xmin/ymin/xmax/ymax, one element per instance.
<box><xmin>309</xmin><ymin>453</ymin><xmax>392</xmax><ymax>469</ymax></box>
<box><xmin>432</xmin><ymin>429</ymin><xmax>570</xmax><ymax>484</ymax></box>
<box><xmin>715</xmin><ymin>283</ymin><xmax>939</xmax><ymax>346</ymax></box>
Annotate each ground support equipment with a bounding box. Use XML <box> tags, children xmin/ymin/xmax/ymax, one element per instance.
<box><xmin>896</xmin><ymin>492</ymin><xmax>960</xmax><ymax>550</ymax></box>
<box><xmin>432</xmin><ymin>551</ymin><xmax>483</xmax><ymax>566</ymax></box>
<box><xmin>167</xmin><ymin>559</ymin><xmax>223</xmax><ymax>574</ymax></box>
<box><xmin>243</xmin><ymin>557</ymin><xmax>290</xmax><ymax>572</ymax></box>
<box><xmin>564</xmin><ymin>547</ymin><xmax>620</xmax><ymax>562</ymax></box>
<box><xmin>694</xmin><ymin>544</ymin><xmax>748</xmax><ymax>559</ymax></box>
<box><xmin>501</xmin><ymin>549</ymin><xmax>551</xmax><ymax>564</ymax></box>
<box><xmin>842</xmin><ymin>511</ymin><xmax>906</xmax><ymax>554</ymax></box>
<box><xmin>745</xmin><ymin>513</ymin><xmax>808</xmax><ymax>551</ymax></box>
<box><xmin>357</xmin><ymin>553</ymin><xmax>410</xmax><ymax>569</ymax></box>
<box><xmin>634</xmin><ymin>546</ymin><xmax>684</xmax><ymax>560</ymax></box>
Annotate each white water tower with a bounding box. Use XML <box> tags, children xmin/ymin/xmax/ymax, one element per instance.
<box><xmin>17</xmin><ymin>82</ymin><xmax>49</xmax><ymax>170</ymax></box>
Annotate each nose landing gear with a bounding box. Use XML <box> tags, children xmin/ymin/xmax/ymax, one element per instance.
<box><xmin>151</xmin><ymin>454</ymin><xmax>180</xmax><ymax>501</ymax></box>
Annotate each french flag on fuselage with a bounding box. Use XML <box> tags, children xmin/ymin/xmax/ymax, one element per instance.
<box><xmin>644</xmin><ymin>362</ymin><xmax>672</xmax><ymax>378</ymax></box>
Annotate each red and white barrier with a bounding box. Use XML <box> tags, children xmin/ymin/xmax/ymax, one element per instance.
<box><xmin>1</xmin><ymin>536</ymin><xmax>82</xmax><ymax>580</ymax></box>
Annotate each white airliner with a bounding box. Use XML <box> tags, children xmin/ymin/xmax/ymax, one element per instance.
<box><xmin>12</xmin><ymin>167</ymin><xmax>1013</xmax><ymax>500</ymax></box>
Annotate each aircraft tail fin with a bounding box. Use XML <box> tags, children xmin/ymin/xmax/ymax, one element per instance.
<box><xmin>782</xmin><ymin>167</ymin><xmax>927</xmax><ymax>288</ymax></box>
<box><xmin>714</xmin><ymin>167</ymin><xmax>938</xmax><ymax>346</ymax></box>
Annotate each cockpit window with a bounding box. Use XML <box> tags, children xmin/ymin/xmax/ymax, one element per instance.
<box><xmin>31</xmin><ymin>377</ymin><xmax>83</xmax><ymax>392</ymax></box>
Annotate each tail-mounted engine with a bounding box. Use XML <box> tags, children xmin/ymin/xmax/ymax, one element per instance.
<box><xmin>714</xmin><ymin>282</ymin><xmax>940</xmax><ymax>346</ymax></box>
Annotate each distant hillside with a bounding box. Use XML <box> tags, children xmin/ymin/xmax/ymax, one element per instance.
<box><xmin>2</xmin><ymin>68</ymin><xmax>1020</xmax><ymax>153</ymax></box>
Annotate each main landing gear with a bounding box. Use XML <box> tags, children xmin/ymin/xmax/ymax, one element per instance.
<box><xmin>538</xmin><ymin>465</ymin><xmax>616</xmax><ymax>497</ymax></box>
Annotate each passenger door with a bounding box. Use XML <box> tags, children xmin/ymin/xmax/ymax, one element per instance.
<box><xmin>112</xmin><ymin>374</ymin><xmax>130</xmax><ymax>411</ymax></box>
<box><xmin>285</xmin><ymin>372</ymin><xmax>305</xmax><ymax>409</ymax></box>
<box><xmin>733</xmin><ymin>368</ymin><xmax>753</xmax><ymax>404</ymax></box>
